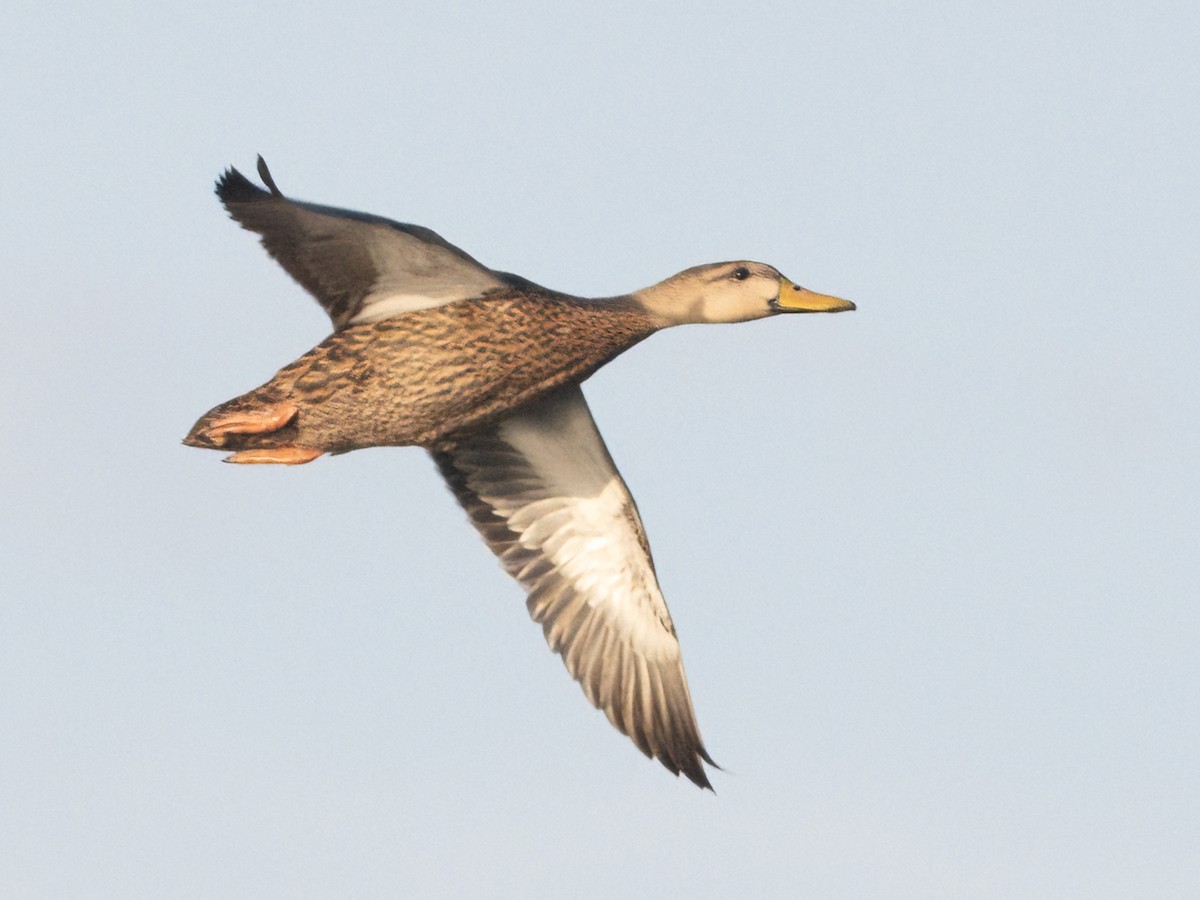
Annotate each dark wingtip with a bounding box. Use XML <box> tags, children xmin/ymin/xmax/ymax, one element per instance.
<box><xmin>214</xmin><ymin>164</ymin><xmax>268</xmax><ymax>206</ymax></box>
<box><xmin>256</xmin><ymin>154</ymin><xmax>283</xmax><ymax>196</ymax></box>
<box><xmin>214</xmin><ymin>155</ymin><xmax>284</xmax><ymax>209</ymax></box>
<box><xmin>667</xmin><ymin>744</ymin><xmax>719</xmax><ymax>791</ymax></box>
<box><xmin>683</xmin><ymin>760</ymin><xmax>716</xmax><ymax>792</ymax></box>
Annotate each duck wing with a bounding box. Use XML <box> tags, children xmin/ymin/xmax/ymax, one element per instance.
<box><xmin>432</xmin><ymin>385</ymin><xmax>716</xmax><ymax>789</ymax></box>
<box><xmin>215</xmin><ymin>156</ymin><xmax>505</xmax><ymax>328</ymax></box>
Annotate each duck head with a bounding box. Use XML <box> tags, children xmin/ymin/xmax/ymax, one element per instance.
<box><xmin>631</xmin><ymin>261</ymin><xmax>855</xmax><ymax>327</ymax></box>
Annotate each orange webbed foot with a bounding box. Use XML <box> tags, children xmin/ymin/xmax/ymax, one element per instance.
<box><xmin>204</xmin><ymin>402</ymin><xmax>299</xmax><ymax>442</ymax></box>
<box><xmin>223</xmin><ymin>447</ymin><xmax>324</xmax><ymax>465</ymax></box>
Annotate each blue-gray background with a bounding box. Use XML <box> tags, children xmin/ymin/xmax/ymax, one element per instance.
<box><xmin>3</xmin><ymin>2</ymin><xmax>1197</xmax><ymax>897</ymax></box>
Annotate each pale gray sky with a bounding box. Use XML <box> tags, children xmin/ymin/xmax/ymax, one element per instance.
<box><xmin>3</xmin><ymin>1</ymin><xmax>1198</xmax><ymax>897</ymax></box>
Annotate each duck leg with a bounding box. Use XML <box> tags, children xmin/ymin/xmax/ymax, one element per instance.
<box><xmin>224</xmin><ymin>447</ymin><xmax>324</xmax><ymax>465</ymax></box>
<box><xmin>202</xmin><ymin>401</ymin><xmax>299</xmax><ymax>442</ymax></box>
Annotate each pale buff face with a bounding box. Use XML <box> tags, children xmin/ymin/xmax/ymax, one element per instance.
<box><xmin>632</xmin><ymin>261</ymin><xmax>855</xmax><ymax>327</ymax></box>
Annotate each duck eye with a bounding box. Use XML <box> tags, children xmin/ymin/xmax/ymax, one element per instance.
<box><xmin>731</xmin><ymin>267</ymin><xmax>751</xmax><ymax>281</ymax></box>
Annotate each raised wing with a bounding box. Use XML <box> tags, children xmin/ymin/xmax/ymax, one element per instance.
<box><xmin>432</xmin><ymin>385</ymin><xmax>716</xmax><ymax>788</ymax></box>
<box><xmin>215</xmin><ymin>156</ymin><xmax>505</xmax><ymax>328</ymax></box>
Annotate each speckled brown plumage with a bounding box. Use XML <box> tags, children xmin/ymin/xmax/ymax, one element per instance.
<box><xmin>184</xmin><ymin>288</ymin><xmax>657</xmax><ymax>454</ymax></box>
<box><xmin>187</xmin><ymin>156</ymin><xmax>855</xmax><ymax>790</ymax></box>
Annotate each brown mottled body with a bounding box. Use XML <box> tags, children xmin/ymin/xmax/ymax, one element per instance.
<box><xmin>185</xmin><ymin>289</ymin><xmax>657</xmax><ymax>455</ymax></box>
<box><xmin>189</xmin><ymin>156</ymin><xmax>856</xmax><ymax>788</ymax></box>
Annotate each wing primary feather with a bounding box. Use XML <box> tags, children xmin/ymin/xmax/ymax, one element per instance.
<box><xmin>628</xmin><ymin>653</ymin><xmax>653</xmax><ymax>757</ymax></box>
<box><xmin>214</xmin><ymin>166</ymin><xmax>267</xmax><ymax>206</ymax></box>
<box><xmin>256</xmin><ymin>155</ymin><xmax>283</xmax><ymax>196</ymax></box>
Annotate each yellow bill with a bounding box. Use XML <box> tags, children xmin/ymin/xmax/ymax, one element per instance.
<box><xmin>773</xmin><ymin>277</ymin><xmax>856</xmax><ymax>313</ymax></box>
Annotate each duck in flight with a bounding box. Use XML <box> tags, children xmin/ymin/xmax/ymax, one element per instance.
<box><xmin>185</xmin><ymin>157</ymin><xmax>855</xmax><ymax>789</ymax></box>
